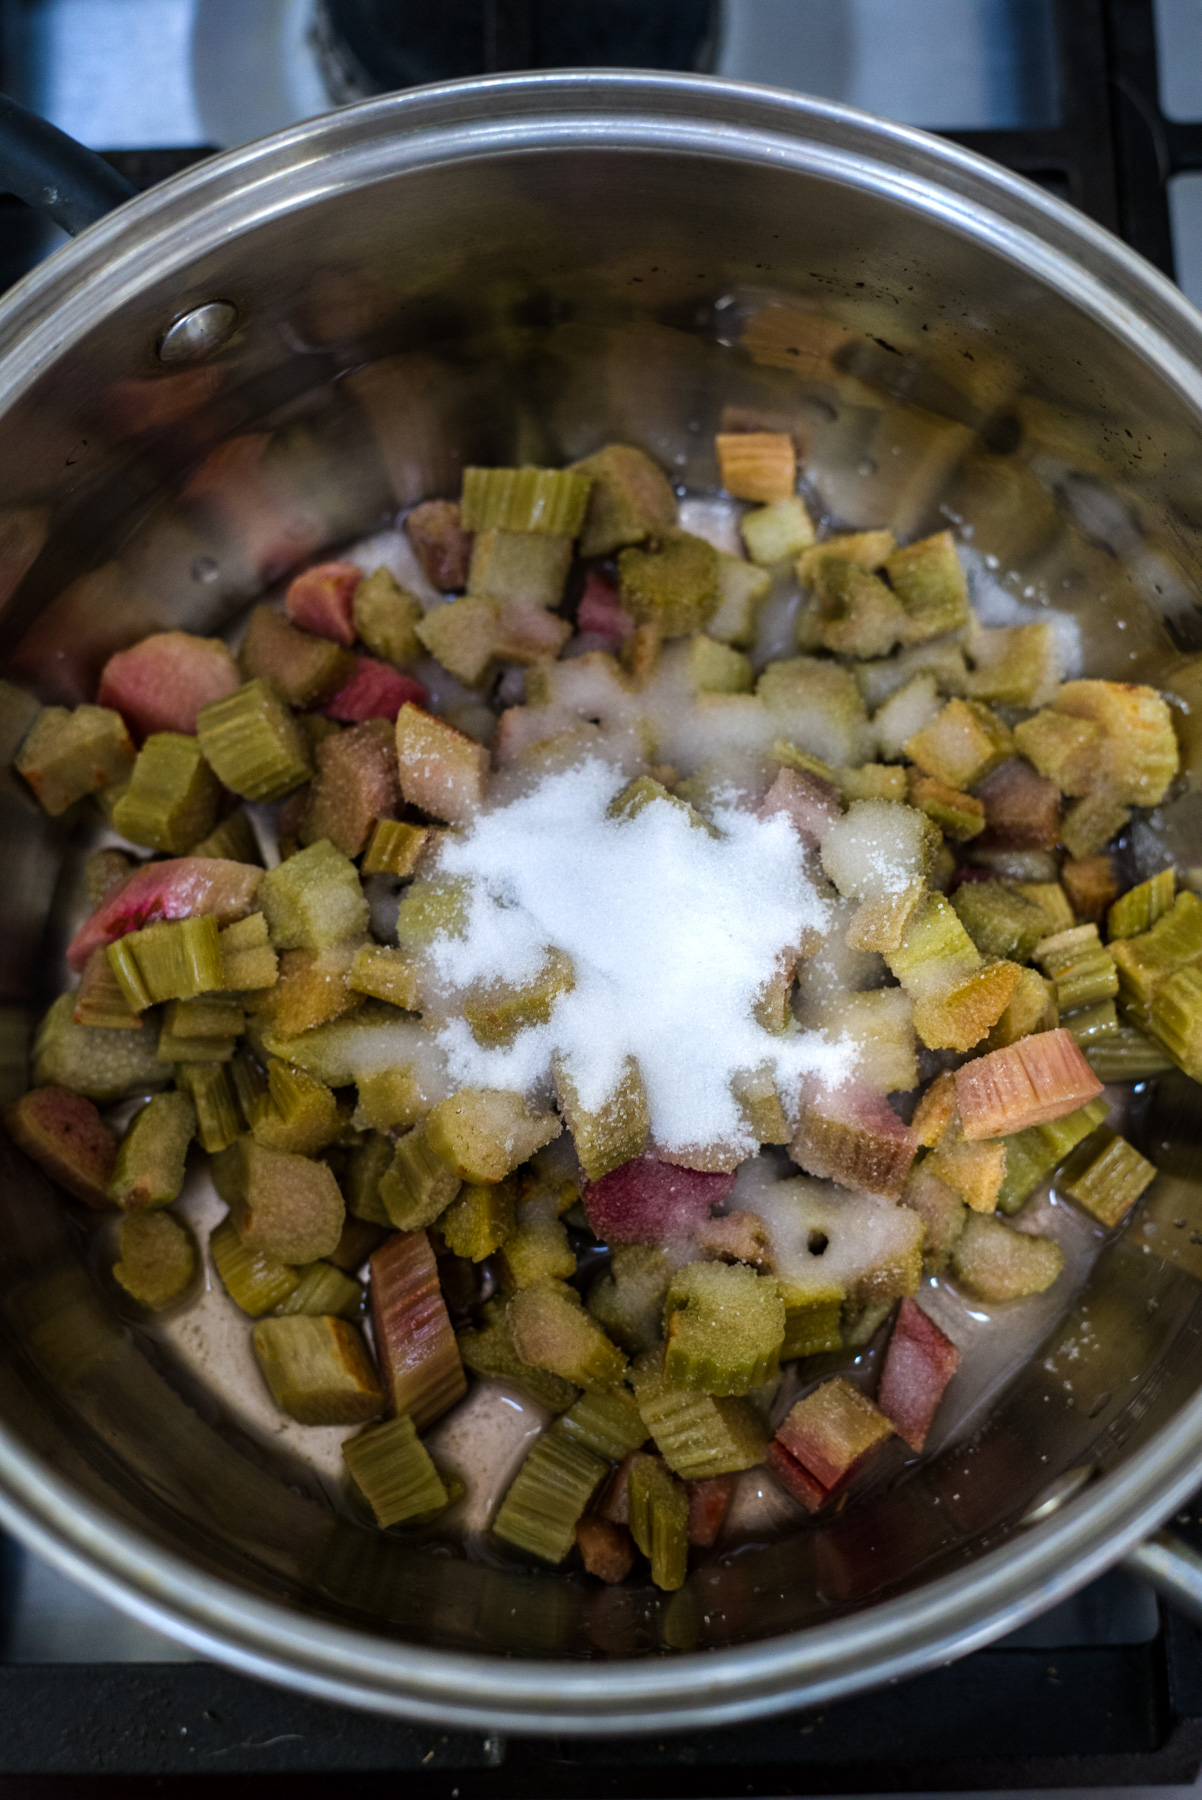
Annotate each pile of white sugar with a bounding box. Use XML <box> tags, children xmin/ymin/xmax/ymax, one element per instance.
<box><xmin>423</xmin><ymin>759</ymin><xmax>847</xmax><ymax>1159</ymax></box>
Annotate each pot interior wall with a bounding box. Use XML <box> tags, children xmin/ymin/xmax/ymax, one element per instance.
<box><xmin>0</xmin><ymin>104</ymin><xmax>1202</xmax><ymax>1663</ymax></box>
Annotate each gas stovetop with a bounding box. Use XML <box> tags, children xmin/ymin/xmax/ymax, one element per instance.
<box><xmin>3</xmin><ymin>0</ymin><xmax>1202</xmax><ymax>1790</ymax></box>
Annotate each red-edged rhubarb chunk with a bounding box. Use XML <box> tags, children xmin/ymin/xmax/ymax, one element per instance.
<box><xmin>955</xmin><ymin>1027</ymin><xmax>1103</xmax><ymax>1141</ymax></box>
<box><xmin>98</xmin><ymin>631</ymin><xmax>241</xmax><ymax>740</ymax></box>
<box><xmin>582</xmin><ymin>1156</ymin><xmax>734</xmax><ymax>1245</ymax></box>
<box><xmin>369</xmin><ymin>1229</ymin><xmax>466</xmax><ymax>1431</ymax></box>
<box><xmin>758</xmin><ymin>766</ymin><xmax>842</xmax><ymax>849</ymax></box>
<box><xmin>5</xmin><ymin>1085</ymin><xmax>118</xmax><ymax>1208</ymax></box>
<box><xmin>769</xmin><ymin>1375</ymin><xmax>894</xmax><ymax>1512</ymax></box>
<box><xmin>685</xmin><ymin>1473</ymin><xmax>736</xmax><ymax>1547</ymax></box>
<box><xmin>67</xmin><ymin>856</ymin><xmax>262</xmax><ymax>971</ymax></box>
<box><xmin>284</xmin><ymin>561</ymin><xmax>362</xmax><ymax>645</ymax></box>
<box><xmin>323</xmin><ymin>656</ymin><xmax>427</xmax><ymax>723</ymax></box>
<box><xmin>405</xmin><ymin>499</ymin><xmax>472</xmax><ymax>592</ymax></box>
<box><xmin>877</xmin><ymin>1297</ymin><xmax>960</xmax><ymax>1452</ymax></box>
<box><xmin>790</xmin><ymin>1081</ymin><xmax>918</xmax><ymax>1199</ymax></box>
<box><xmin>975</xmin><ymin>757</ymin><xmax>1062</xmax><ymax>850</ymax></box>
<box><xmin>576</xmin><ymin>571</ymin><xmax>634</xmax><ymax>646</ymax></box>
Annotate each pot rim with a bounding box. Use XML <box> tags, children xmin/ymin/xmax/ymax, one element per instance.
<box><xmin>2</xmin><ymin>69</ymin><xmax>1202</xmax><ymax>1732</ymax></box>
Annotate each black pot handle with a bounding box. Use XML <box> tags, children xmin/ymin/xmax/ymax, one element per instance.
<box><xmin>0</xmin><ymin>93</ymin><xmax>135</xmax><ymax>235</ymax></box>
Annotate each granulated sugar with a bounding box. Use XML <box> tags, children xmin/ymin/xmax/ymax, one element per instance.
<box><xmin>427</xmin><ymin>758</ymin><xmax>846</xmax><ymax>1156</ymax></box>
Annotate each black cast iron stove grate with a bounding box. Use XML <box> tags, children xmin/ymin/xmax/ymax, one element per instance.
<box><xmin>2</xmin><ymin>0</ymin><xmax>1202</xmax><ymax>1789</ymax></box>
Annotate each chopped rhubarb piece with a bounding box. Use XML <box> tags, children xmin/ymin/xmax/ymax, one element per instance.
<box><xmin>877</xmin><ymin>1297</ymin><xmax>960</xmax><ymax>1452</ymax></box>
<box><xmin>685</xmin><ymin>1473</ymin><xmax>736</xmax><ymax>1546</ymax></box>
<box><xmin>766</xmin><ymin>1438</ymin><xmax>830</xmax><ymax>1513</ymax></box>
<box><xmin>582</xmin><ymin>1156</ymin><xmax>734</xmax><ymax>1244</ymax></box>
<box><xmin>576</xmin><ymin>570</ymin><xmax>634</xmax><ymax>646</ymax></box>
<box><xmin>98</xmin><ymin>632</ymin><xmax>241</xmax><ymax>740</ymax></box>
<box><xmin>493</xmin><ymin>604</ymin><xmax>573</xmax><ymax>665</ymax></box>
<box><xmin>370</xmin><ymin>1228</ymin><xmax>466</xmax><ymax>1431</ymax></box>
<box><xmin>790</xmin><ymin>1081</ymin><xmax>918</xmax><ymax>1199</ymax></box>
<box><xmin>301</xmin><ymin>718</ymin><xmax>399</xmax><ymax>859</ymax></box>
<box><xmin>575</xmin><ymin>1515</ymin><xmax>635</xmax><ymax>1583</ymax></box>
<box><xmin>67</xmin><ymin>856</ymin><xmax>262</xmax><ymax>972</ymax></box>
<box><xmin>284</xmin><ymin>560</ymin><xmax>361</xmax><ymax>644</ymax></box>
<box><xmin>323</xmin><ymin>656</ymin><xmax>427</xmax><ymax>723</ymax></box>
<box><xmin>955</xmin><ymin>1026</ymin><xmax>1103</xmax><ymax>1141</ymax></box>
<box><xmin>975</xmin><ymin>757</ymin><xmax>1062</xmax><ymax>850</ymax></box>
<box><xmin>774</xmin><ymin>1375</ymin><xmax>894</xmax><ymax>1497</ymax></box>
<box><xmin>395</xmin><ymin>701</ymin><xmax>488</xmax><ymax>823</ymax></box>
<box><xmin>5</xmin><ymin>1085</ymin><xmax>118</xmax><ymax>1208</ymax></box>
<box><xmin>758</xmin><ymin>765</ymin><xmax>841</xmax><ymax>849</ymax></box>
<box><xmin>405</xmin><ymin>498</ymin><xmax>472</xmax><ymax>592</ymax></box>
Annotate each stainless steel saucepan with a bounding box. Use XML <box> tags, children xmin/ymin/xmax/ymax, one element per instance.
<box><xmin>0</xmin><ymin>71</ymin><xmax>1201</xmax><ymax>1734</ymax></box>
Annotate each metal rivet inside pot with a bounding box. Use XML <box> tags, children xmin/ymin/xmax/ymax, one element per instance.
<box><xmin>1019</xmin><ymin>1464</ymin><xmax>1097</xmax><ymax>1528</ymax></box>
<box><xmin>157</xmin><ymin>300</ymin><xmax>238</xmax><ymax>364</ymax></box>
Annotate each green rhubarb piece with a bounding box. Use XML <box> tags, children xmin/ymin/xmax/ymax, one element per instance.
<box><xmin>1148</xmin><ymin>962</ymin><xmax>1202</xmax><ymax>1080</ymax></box>
<box><xmin>1012</xmin><ymin>708</ymin><xmax>1102</xmax><ymax>794</ymax></box>
<box><xmin>1062</xmin><ymin>793</ymin><xmax>1131</xmax><ymax>860</ymax></box>
<box><xmin>708</xmin><ymin>551</ymin><xmax>772</xmax><ymax>647</ymax></box>
<box><xmin>327</xmin><ymin>1214</ymin><xmax>387</xmax><ymax>1273</ymax></box>
<box><xmin>107</xmin><ymin>914</ymin><xmax>224</xmax><ymax>1007</ymax></box>
<box><xmin>343</xmin><ymin>1414</ymin><xmax>449</xmax><ymax>1527</ymax></box>
<box><xmin>157</xmin><ymin>1021</ymin><xmax>237</xmax><ymax>1064</ymax></box>
<box><xmin>252</xmin><ymin>1314</ymin><xmax>383</xmax><ymax>1426</ymax></box>
<box><xmin>108</xmin><ymin>1090</ymin><xmax>195</xmax><ymax>1211</ymax></box>
<box><xmin>663</xmin><ymin>1260</ymin><xmax>785</xmax><ymax>1397</ymax></box>
<box><xmin>685</xmin><ymin>636</ymin><xmax>754</xmax><ymax>695</ymax></box>
<box><xmin>499</xmin><ymin>1192</ymin><xmax>577</xmax><ymax>1289</ymax></box>
<box><xmin>780</xmin><ymin>1291</ymin><xmax>844</xmax><ymax>1359</ymax></box>
<box><xmin>1017</xmin><ymin>882</ymin><xmax>1076</xmax><ymax>935</ymax></box>
<box><xmin>352</xmin><ymin>568</ymin><xmax>424</xmax><ymax>666</ymax></box>
<box><xmin>236</xmin><ymin>1137</ymin><xmax>344</xmax><ymax>1263</ymax></box>
<box><xmin>218</xmin><ymin>913</ymin><xmax>278</xmax><ymax>991</ymax></box>
<box><xmin>900</xmin><ymin>1167</ymin><xmax>967</xmax><ymax>1272</ymax></box>
<box><xmin>379</xmin><ymin>1119</ymin><xmax>462</xmax><ymax>1231</ymax></box>
<box><xmin>16</xmin><ymin>703</ymin><xmax>135</xmax><ymax>816</ymax></box>
<box><xmin>587</xmin><ymin>1245</ymin><xmax>672</xmax><ymax>1355</ymax></box>
<box><xmin>1065</xmin><ymin>999</ymin><xmax>1119</xmax><ymax>1046</ymax></box>
<box><xmin>467</xmin><ymin>528</ymin><xmax>572</xmax><ymax>607</ymax></box>
<box><xmin>950</xmin><ymin>1213</ymin><xmax>1065</xmax><ymax>1301</ymax></box>
<box><xmin>276</xmin><ymin>1259</ymin><xmax>364</xmax><ymax>1320</ymax></box>
<box><xmin>494</xmin><ymin>1422</ymin><xmax>607</xmax><ymax>1563</ymax></box>
<box><xmin>249</xmin><ymin>1058</ymin><xmax>339</xmax><ymax>1156</ymax></box>
<box><xmin>360</xmin><ymin>820</ymin><xmax>432</xmax><ymax>879</ymax></box>
<box><xmin>415</xmin><ymin>596</ymin><xmax>498</xmax><ymax>687</ymax></box>
<box><xmin>348</xmin><ymin>945</ymin><xmax>420</xmax><ymax>1011</ymax></box>
<box><xmin>112</xmin><ymin>732</ymin><xmax>220</xmax><ymax>854</ymax></box>
<box><xmin>460</xmin><ymin>465</ymin><xmax>591</xmax><ymax>536</ymax></box>
<box><xmin>884</xmin><ymin>531</ymin><xmax>970</xmax><ymax>641</ymax></box>
<box><xmin>1108</xmin><ymin>868</ymin><xmax>1176</xmax><ymax>942</ymax></box>
<box><xmin>260</xmin><ymin>838</ymin><xmax>368</xmax><ymax>951</ymax></box>
<box><xmin>209</xmin><ymin>1214</ymin><xmax>300</xmax><ymax>1315</ymax></box>
<box><xmin>344</xmin><ymin>1131</ymin><xmax>394</xmax><ymax>1226</ymax></box>
<box><xmin>907</xmin><ymin>772</ymin><xmax>985</xmax><ymax>840</ymax></box>
<box><xmin>627</xmin><ymin>1453</ymin><xmax>689</xmax><ymax>1592</ymax></box>
<box><xmin>630</xmin><ymin>1349</ymin><xmax>768</xmax><ymax>1479</ymax></box>
<box><xmin>1112</xmin><ymin>891</ymin><xmax>1202</xmax><ymax>1008</ymax></box>
<box><xmin>165</xmin><ymin>995</ymin><xmax>245</xmax><ymax>1039</ymax></box>
<box><xmin>842</xmin><ymin>1299</ymin><xmax>895</xmax><ymax>1348</ymax></box>
<box><xmin>1084</xmin><ymin>1023</ymin><xmax>1173</xmax><ymax>1081</ymax></box>
<box><xmin>440</xmin><ymin>1180</ymin><xmax>515</xmax><ymax>1261</ymax></box>
<box><xmin>741</xmin><ymin>497</ymin><xmax>815</xmax><ymax>566</ymax></box>
<box><xmin>112</xmin><ymin>1210</ymin><xmax>196</xmax><ymax>1310</ymax></box>
<box><xmin>905</xmin><ymin>698</ymin><xmax>1014</xmax><ymax>790</ymax></box>
<box><xmin>813</xmin><ymin>558</ymin><xmax>907</xmax><ymax>658</ymax></box>
<box><xmin>618</xmin><ymin>531</ymin><xmax>720</xmax><ymax>637</ymax></box>
<box><xmin>395</xmin><ymin>875</ymin><xmax>472</xmax><ymax>952</ymax></box>
<box><xmin>464</xmin><ymin>951</ymin><xmax>574</xmax><ymax>1050</ymax></box>
<box><xmin>197</xmin><ymin>678</ymin><xmax>311</xmax><ymax>802</ymax></box>
<box><xmin>608</xmin><ymin>775</ymin><xmax>711</xmax><ymax>830</ymax></box>
<box><xmin>176</xmin><ymin>1060</ymin><xmax>242</xmax><ymax>1152</ymax></box>
<box><xmin>886</xmin><ymin>891</ymin><xmax>980</xmax><ymax>996</ymax></box>
<box><xmin>995</xmin><ymin>1096</ymin><xmax>1109</xmax><ymax>1215</ymax></box>
<box><xmin>962</xmin><ymin>622</ymin><xmax>1059</xmax><ymax>706</ymax></box>
<box><xmin>1035</xmin><ymin>925</ymin><xmax>1119</xmax><ymax>1013</ymax></box>
<box><xmin>553</xmin><ymin>1054</ymin><xmax>650</xmax><ymax>1181</ymax></box>
<box><xmin>1058</xmin><ymin>1127</ymin><xmax>1157</xmax><ymax>1227</ymax></box>
<box><xmin>569</xmin><ymin>443</ymin><xmax>676</xmax><ymax>558</ymax></box>
<box><xmin>73</xmin><ymin>949</ymin><xmax>140</xmax><ymax>1031</ymax></box>
<box><xmin>951</xmin><ymin>880</ymin><xmax>1050</xmax><ymax>964</ymax></box>
<box><xmin>509</xmin><ymin>1279</ymin><xmax>627</xmax><ymax>1391</ymax></box>
<box><xmin>33</xmin><ymin>993</ymin><xmax>167</xmax><ymax>1103</ymax></box>
<box><xmin>190</xmin><ymin>807</ymin><xmax>261</xmax><ymax>863</ymax></box>
<box><xmin>425</xmin><ymin>1088</ymin><xmax>560</xmax><ymax>1185</ymax></box>
<box><xmin>239</xmin><ymin>605</ymin><xmax>354</xmax><ymax>706</ymax></box>
<box><xmin>228</xmin><ymin>1046</ymin><xmax>267</xmax><ymax>1121</ymax></box>
<box><xmin>559</xmin><ymin>1386</ymin><xmax>648</xmax><ymax>1460</ymax></box>
<box><xmin>458</xmin><ymin>1299</ymin><xmax>579</xmax><ymax>1411</ymax></box>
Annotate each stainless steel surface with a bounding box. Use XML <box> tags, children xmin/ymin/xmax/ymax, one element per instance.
<box><xmin>1</xmin><ymin>70</ymin><xmax>1202</xmax><ymax>1731</ymax></box>
<box><xmin>1018</xmin><ymin>1465</ymin><xmax>1098</xmax><ymax>1529</ymax></box>
<box><xmin>1125</xmin><ymin>1531</ymin><xmax>1202</xmax><ymax>1627</ymax></box>
<box><xmin>156</xmin><ymin>298</ymin><xmax>238</xmax><ymax>363</ymax></box>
